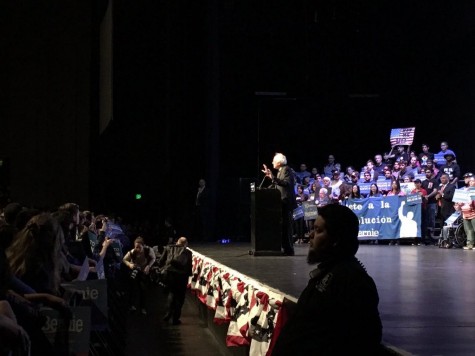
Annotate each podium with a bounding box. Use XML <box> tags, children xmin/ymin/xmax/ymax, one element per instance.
<box><xmin>250</xmin><ymin>186</ymin><xmax>282</xmax><ymax>256</ymax></box>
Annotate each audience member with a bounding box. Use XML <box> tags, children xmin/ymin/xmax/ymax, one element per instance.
<box><xmin>294</xmin><ymin>185</ymin><xmax>309</xmax><ymax>243</ymax></box>
<box><xmin>315</xmin><ymin>188</ymin><xmax>330</xmax><ymax>207</ymax></box>
<box><xmin>387</xmin><ymin>179</ymin><xmax>405</xmax><ymax>197</ymax></box>
<box><xmin>123</xmin><ymin>236</ymin><xmax>156</xmax><ymax>315</ymax></box>
<box><xmin>435</xmin><ymin>173</ymin><xmax>456</xmax><ymax>224</ymax></box>
<box><xmin>407</xmin><ymin>156</ymin><xmax>421</xmax><ymax>176</ymax></box>
<box><xmin>421</xmin><ymin>168</ymin><xmax>439</xmax><ymax>240</ymax></box>
<box><xmin>349</xmin><ymin>184</ymin><xmax>362</xmax><ymax>199</ymax></box>
<box><xmin>158</xmin><ymin>237</ymin><xmax>193</xmax><ymax>325</ymax></box>
<box><xmin>368</xmin><ymin>183</ymin><xmax>382</xmax><ymax>198</ymax></box>
<box><xmin>418</xmin><ymin>143</ymin><xmax>434</xmax><ymax>166</ymax></box>
<box><xmin>455</xmin><ymin>176</ymin><xmax>475</xmax><ymax>250</ymax></box>
<box><xmin>295</xmin><ymin>163</ymin><xmax>311</xmax><ymax>184</ymax></box>
<box><xmin>435</xmin><ymin>141</ymin><xmax>456</xmax><ymax>168</ymax></box>
<box><xmin>411</xmin><ymin>179</ymin><xmax>428</xmax><ymax>246</ymax></box>
<box><xmin>272</xmin><ymin>204</ymin><xmax>382</xmax><ymax>355</ymax></box>
<box><xmin>373</xmin><ymin>154</ymin><xmax>385</xmax><ymax>175</ymax></box>
<box><xmin>323</xmin><ymin>155</ymin><xmax>338</xmax><ymax>178</ymax></box>
<box><xmin>309</xmin><ymin>167</ymin><xmax>319</xmax><ymax>180</ymax></box>
<box><xmin>438</xmin><ymin>153</ymin><xmax>461</xmax><ymax>187</ymax></box>
<box><xmin>424</xmin><ymin>159</ymin><xmax>439</xmax><ymax>178</ymax></box>
<box><xmin>344</xmin><ymin>166</ymin><xmax>356</xmax><ymax>183</ymax></box>
<box><xmin>6</xmin><ymin>213</ymin><xmax>63</xmax><ymax>295</ymax></box>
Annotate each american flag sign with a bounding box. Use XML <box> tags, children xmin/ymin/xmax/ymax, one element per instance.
<box><xmin>390</xmin><ymin>127</ymin><xmax>415</xmax><ymax>147</ymax></box>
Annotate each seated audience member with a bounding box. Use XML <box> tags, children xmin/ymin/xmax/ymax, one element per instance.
<box><xmin>349</xmin><ymin>184</ymin><xmax>362</xmax><ymax>199</ymax></box>
<box><xmin>308</xmin><ymin>181</ymin><xmax>321</xmax><ymax>202</ymax></box>
<box><xmin>361</xmin><ymin>171</ymin><xmax>375</xmax><ymax>184</ymax></box>
<box><xmin>321</xmin><ymin>177</ymin><xmax>332</xmax><ymax>196</ymax></box>
<box><xmin>402</xmin><ymin>175</ymin><xmax>412</xmax><ymax>183</ymax></box>
<box><xmin>424</xmin><ymin>159</ymin><xmax>439</xmax><ymax>178</ymax></box>
<box><xmin>310</xmin><ymin>167</ymin><xmax>320</xmax><ymax>180</ymax></box>
<box><xmin>387</xmin><ymin>179</ymin><xmax>406</xmax><ymax>197</ymax></box>
<box><xmin>397</xmin><ymin>161</ymin><xmax>414</xmax><ymax>182</ymax></box>
<box><xmin>315</xmin><ymin>188</ymin><xmax>330</xmax><ymax>207</ymax></box>
<box><xmin>381</xmin><ymin>169</ymin><xmax>394</xmax><ymax>181</ymax></box>
<box><xmin>365</xmin><ymin>160</ymin><xmax>380</xmax><ymax>181</ymax></box>
<box><xmin>368</xmin><ymin>183</ymin><xmax>382</xmax><ymax>198</ymax></box>
<box><xmin>272</xmin><ymin>204</ymin><xmax>382</xmax><ymax>355</ymax></box>
<box><xmin>407</xmin><ymin>156</ymin><xmax>421</xmax><ymax>176</ymax></box>
<box><xmin>349</xmin><ymin>172</ymin><xmax>360</xmax><ymax>185</ymax></box>
<box><xmin>344</xmin><ymin>166</ymin><xmax>356</xmax><ymax>183</ymax></box>
<box><xmin>337</xmin><ymin>182</ymin><xmax>352</xmax><ymax>204</ymax></box>
<box><xmin>295</xmin><ymin>185</ymin><xmax>309</xmax><ymax>243</ymax></box>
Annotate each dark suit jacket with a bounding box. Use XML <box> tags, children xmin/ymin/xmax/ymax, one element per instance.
<box><xmin>440</xmin><ymin>183</ymin><xmax>456</xmax><ymax>221</ymax></box>
<box><xmin>272</xmin><ymin>165</ymin><xmax>297</xmax><ymax>210</ymax></box>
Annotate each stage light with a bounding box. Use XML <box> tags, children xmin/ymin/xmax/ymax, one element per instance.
<box><xmin>135</xmin><ymin>193</ymin><xmax>142</xmax><ymax>200</ymax></box>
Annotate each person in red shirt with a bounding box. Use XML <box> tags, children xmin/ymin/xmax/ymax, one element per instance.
<box><xmin>411</xmin><ymin>179</ymin><xmax>428</xmax><ymax>245</ymax></box>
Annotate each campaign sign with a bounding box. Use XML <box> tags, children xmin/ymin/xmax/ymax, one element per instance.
<box><xmin>359</xmin><ymin>182</ymin><xmax>371</xmax><ymax>196</ymax></box>
<box><xmin>452</xmin><ymin>189</ymin><xmax>471</xmax><ymax>203</ymax></box>
<box><xmin>469</xmin><ymin>188</ymin><xmax>475</xmax><ymax>201</ymax></box>
<box><xmin>400</xmin><ymin>182</ymin><xmax>415</xmax><ymax>195</ymax></box>
<box><xmin>376</xmin><ymin>180</ymin><xmax>391</xmax><ymax>192</ymax></box>
<box><xmin>41</xmin><ymin>306</ymin><xmax>91</xmax><ymax>356</ymax></box>
<box><xmin>445</xmin><ymin>211</ymin><xmax>461</xmax><ymax>226</ymax></box>
<box><xmin>434</xmin><ymin>153</ymin><xmax>446</xmax><ymax>166</ymax></box>
<box><xmin>61</xmin><ymin>279</ymin><xmax>108</xmax><ymax>331</ymax></box>
<box><xmin>406</xmin><ymin>193</ymin><xmax>422</xmax><ymax>206</ymax></box>
<box><xmin>414</xmin><ymin>173</ymin><xmax>426</xmax><ymax>181</ymax></box>
<box><xmin>302</xmin><ymin>201</ymin><xmax>318</xmax><ymax>221</ymax></box>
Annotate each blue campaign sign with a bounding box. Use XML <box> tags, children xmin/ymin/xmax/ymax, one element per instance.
<box><xmin>347</xmin><ymin>196</ymin><xmax>421</xmax><ymax>240</ymax></box>
<box><xmin>376</xmin><ymin>180</ymin><xmax>391</xmax><ymax>192</ymax></box>
<box><xmin>359</xmin><ymin>182</ymin><xmax>371</xmax><ymax>195</ymax></box>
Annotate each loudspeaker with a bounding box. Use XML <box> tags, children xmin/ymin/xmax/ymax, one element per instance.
<box><xmin>250</xmin><ymin>188</ymin><xmax>282</xmax><ymax>256</ymax></box>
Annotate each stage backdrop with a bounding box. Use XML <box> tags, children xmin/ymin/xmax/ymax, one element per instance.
<box><xmin>344</xmin><ymin>195</ymin><xmax>422</xmax><ymax>240</ymax></box>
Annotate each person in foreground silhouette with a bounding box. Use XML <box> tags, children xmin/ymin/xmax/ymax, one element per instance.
<box><xmin>271</xmin><ymin>204</ymin><xmax>383</xmax><ymax>355</ymax></box>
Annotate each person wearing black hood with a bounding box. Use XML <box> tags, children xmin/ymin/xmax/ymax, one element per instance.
<box><xmin>272</xmin><ymin>204</ymin><xmax>383</xmax><ymax>355</ymax></box>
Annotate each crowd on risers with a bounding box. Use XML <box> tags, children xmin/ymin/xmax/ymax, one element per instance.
<box><xmin>291</xmin><ymin>141</ymin><xmax>474</xmax><ymax>248</ymax></box>
<box><xmin>0</xmin><ymin>200</ymin><xmax>188</xmax><ymax>355</ymax></box>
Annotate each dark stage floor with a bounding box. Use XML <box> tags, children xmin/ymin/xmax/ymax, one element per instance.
<box><xmin>188</xmin><ymin>241</ymin><xmax>475</xmax><ymax>356</ymax></box>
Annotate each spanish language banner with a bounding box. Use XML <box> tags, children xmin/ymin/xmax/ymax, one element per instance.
<box><xmin>345</xmin><ymin>195</ymin><xmax>421</xmax><ymax>240</ymax></box>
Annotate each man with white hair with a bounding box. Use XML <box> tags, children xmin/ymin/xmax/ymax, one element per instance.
<box><xmin>262</xmin><ymin>152</ymin><xmax>297</xmax><ymax>256</ymax></box>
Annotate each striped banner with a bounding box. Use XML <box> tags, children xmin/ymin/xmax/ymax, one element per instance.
<box><xmin>390</xmin><ymin>127</ymin><xmax>415</xmax><ymax>146</ymax></box>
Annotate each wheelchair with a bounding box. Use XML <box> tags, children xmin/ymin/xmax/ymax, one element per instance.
<box><xmin>438</xmin><ymin>215</ymin><xmax>467</xmax><ymax>248</ymax></box>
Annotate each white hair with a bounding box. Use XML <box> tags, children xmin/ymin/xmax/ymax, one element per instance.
<box><xmin>273</xmin><ymin>153</ymin><xmax>287</xmax><ymax>165</ymax></box>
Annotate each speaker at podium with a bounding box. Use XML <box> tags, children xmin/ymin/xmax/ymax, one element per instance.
<box><xmin>250</xmin><ymin>183</ymin><xmax>282</xmax><ymax>256</ymax></box>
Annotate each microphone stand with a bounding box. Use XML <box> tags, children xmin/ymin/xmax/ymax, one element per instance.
<box><xmin>258</xmin><ymin>174</ymin><xmax>268</xmax><ymax>190</ymax></box>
